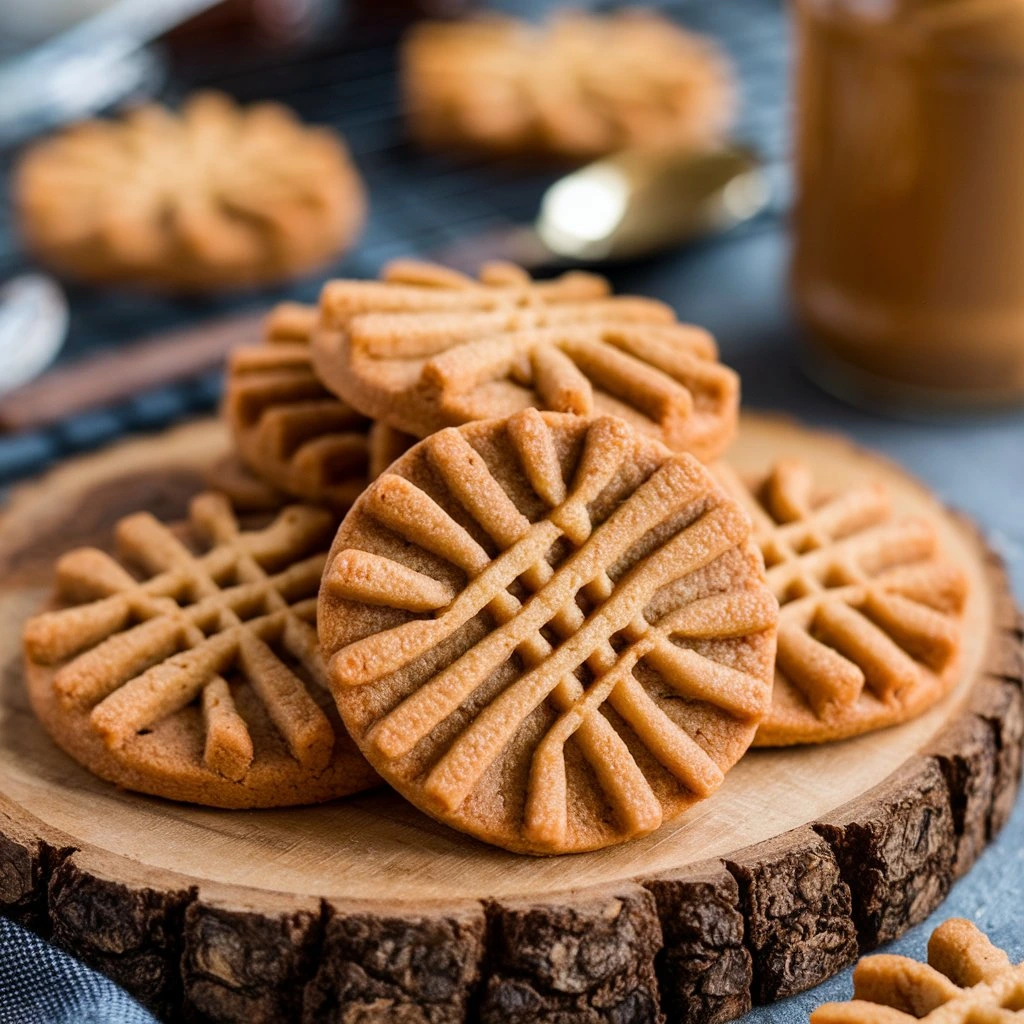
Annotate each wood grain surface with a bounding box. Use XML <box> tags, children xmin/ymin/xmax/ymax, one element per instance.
<box><xmin>0</xmin><ymin>415</ymin><xmax>1020</xmax><ymax>1024</ymax></box>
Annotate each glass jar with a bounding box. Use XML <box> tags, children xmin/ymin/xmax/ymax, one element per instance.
<box><xmin>791</xmin><ymin>0</ymin><xmax>1024</xmax><ymax>408</ymax></box>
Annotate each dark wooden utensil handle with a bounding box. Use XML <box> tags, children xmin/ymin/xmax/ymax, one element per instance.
<box><xmin>0</xmin><ymin>310</ymin><xmax>267</xmax><ymax>434</ymax></box>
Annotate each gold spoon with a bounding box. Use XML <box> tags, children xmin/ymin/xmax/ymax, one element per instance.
<box><xmin>434</xmin><ymin>143</ymin><xmax>770</xmax><ymax>271</ymax></box>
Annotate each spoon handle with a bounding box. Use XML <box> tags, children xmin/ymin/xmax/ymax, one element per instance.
<box><xmin>0</xmin><ymin>310</ymin><xmax>264</xmax><ymax>434</ymax></box>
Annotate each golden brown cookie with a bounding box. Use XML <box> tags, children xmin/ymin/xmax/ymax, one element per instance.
<box><xmin>224</xmin><ymin>302</ymin><xmax>415</xmax><ymax>510</ymax></box>
<box><xmin>715</xmin><ymin>460</ymin><xmax>969</xmax><ymax>746</ymax></box>
<box><xmin>812</xmin><ymin>919</ymin><xmax>1021</xmax><ymax>1024</ymax></box>
<box><xmin>23</xmin><ymin>493</ymin><xmax>379</xmax><ymax>808</ymax></box>
<box><xmin>318</xmin><ymin>409</ymin><xmax>777</xmax><ymax>855</ymax></box>
<box><xmin>204</xmin><ymin>453</ymin><xmax>290</xmax><ymax>514</ymax></box>
<box><xmin>14</xmin><ymin>91</ymin><xmax>365</xmax><ymax>292</ymax></box>
<box><xmin>314</xmin><ymin>259</ymin><xmax>739</xmax><ymax>463</ymax></box>
<box><xmin>402</xmin><ymin>11</ymin><xmax>735</xmax><ymax>161</ymax></box>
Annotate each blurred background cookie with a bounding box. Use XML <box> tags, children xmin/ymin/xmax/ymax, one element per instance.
<box><xmin>402</xmin><ymin>11</ymin><xmax>735</xmax><ymax>161</ymax></box>
<box><xmin>13</xmin><ymin>91</ymin><xmax>366</xmax><ymax>292</ymax></box>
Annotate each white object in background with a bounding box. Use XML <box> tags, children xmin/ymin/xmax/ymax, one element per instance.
<box><xmin>0</xmin><ymin>276</ymin><xmax>69</xmax><ymax>396</ymax></box>
<box><xmin>0</xmin><ymin>0</ymin><xmax>221</xmax><ymax>145</ymax></box>
<box><xmin>0</xmin><ymin>0</ymin><xmax>120</xmax><ymax>46</ymax></box>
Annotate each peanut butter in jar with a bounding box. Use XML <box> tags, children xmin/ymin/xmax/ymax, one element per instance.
<box><xmin>791</xmin><ymin>0</ymin><xmax>1024</xmax><ymax>407</ymax></box>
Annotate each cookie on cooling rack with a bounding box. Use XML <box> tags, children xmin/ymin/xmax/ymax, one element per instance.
<box><xmin>224</xmin><ymin>302</ymin><xmax>415</xmax><ymax>511</ymax></box>
<box><xmin>318</xmin><ymin>409</ymin><xmax>777</xmax><ymax>855</ymax></box>
<box><xmin>313</xmin><ymin>259</ymin><xmax>739</xmax><ymax>463</ymax></box>
<box><xmin>402</xmin><ymin>11</ymin><xmax>735</xmax><ymax>161</ymax></box>
<box><xmin>812</xmin><ymin>918</ymin><xmax>1021</xmax><ymax>1024</ymax></box>
<box><xmin>715</xmin><ymin>460</ymin><xmax>968</xmax><ymax>746</ymax></box>
<box><xmin>14</xmin><ymin>91</ymin><xmax>365</xmax><ymax>292</ymax></box>
<box><xmin>23</xmin><ymin>493</ymin><xmax>379</xmax><ymax>808</ymax></box>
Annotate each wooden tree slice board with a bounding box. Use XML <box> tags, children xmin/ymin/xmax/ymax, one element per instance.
<box><xmin>0</xmin><ymin>414</ymin><xmax>1021</xmax><ymax>1024</ymax></box>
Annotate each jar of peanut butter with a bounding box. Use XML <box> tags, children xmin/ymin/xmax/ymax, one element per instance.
<box><xmin>791</xmin><ymin>0</ymin><xmax>1024</xmax><ymax>407</ymax></box>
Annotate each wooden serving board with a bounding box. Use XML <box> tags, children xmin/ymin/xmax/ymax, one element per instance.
<box><xmin>0</xmin><ymin>415</ymin><xmax>1021</xmax><ymax>1024</ymax></box>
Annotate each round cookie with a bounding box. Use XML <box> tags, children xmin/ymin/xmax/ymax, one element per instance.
<box><xmin>313</xmin><ymin>259</ymin><xmax>739</xmax><ymax>463</ymax></box>
<box><xmin>715</xmin><ymin>460</ymin><xmax>969</xmax><ymax>746</ymax></box>
<box><xmin>224</xmin><ymin>302</ymin><xmax>414</xmax><ymax>511</ymax></box>
<box><xmin>14</xmin><ymin>91</ymin><xmax>365</xmax><ymax>292</ymax></box>
<box><xmin>402</xmin><ymin>11</ymin><xmax>735</xmax><ymax>161</ymax></box>
<box><xmin>318</xmin><ymin>409</ymin><xmax>777</xmax><ymax>855</ymax></box>
<box><xmin>23</xmin><ymin>493</ymin><xmax>379</xmax><ymax>808</ymax></box>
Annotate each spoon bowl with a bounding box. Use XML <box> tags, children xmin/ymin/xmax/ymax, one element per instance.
<box><xmin>0</xmin><ymin>274</ymin><xmax>68</xmax><ymax>396</ymax></box>
<box><xmin>536</xmin><ymin>144</ymin><xmax>770</xmax><ymax>263</ymax></box>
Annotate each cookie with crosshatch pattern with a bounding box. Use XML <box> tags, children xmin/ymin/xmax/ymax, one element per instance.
<box><xmin>224</xmin><ymin>301</ymin><xmax>415</xmax><ymax>511</ymax></box>
<box><xmin>318</xmin><ymin>409</ymin><xmax>777</xmax><ymax>855</ymax></box>
<box><xmin>23</xmin><ymin>493</ymin><xmax>379</xmax><ymax>808</ymax></box>
<box><xmin>312</xmin><ymin>259</ymin><xmax>739</xmax><ymax>464</ymax></box>
<box><xmin>714</xmin><ymin>459</ymin><xmax>969</xmax><ymax>746</ymax></box>
<box><xmin>812</xmin><ymin>919</ymin><xmax>1023</xmax><ymax>1024</ymax></box>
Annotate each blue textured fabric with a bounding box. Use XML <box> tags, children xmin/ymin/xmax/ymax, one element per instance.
<box><xmin>0</xmin><ymin>919</ymin><xmax>155</xmax><ymax>1024</ymax></box>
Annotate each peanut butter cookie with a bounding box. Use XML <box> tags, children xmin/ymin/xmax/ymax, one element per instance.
<box><xmin>813</xmin><ymin>919</ymin><xmax>1021</xmax><ymax>1024</ymax></box>
<box><xmin>318</xmin><ymin>409</ymin><xmax>777</xmax><ymax>855</ymax></box>
<box><xmin>716</xmin><ymin>460</ymin><xmax>969</xmax><ymax>746</ymax></box>
<box><xmin>225</xmin><ymin>302</ymin><xmax>414</xmax><ymax>511</ymax></box>
<box><xmin>314</xmin><ymin>259</ymin><xmax>739</xmax><ymax>463</ymax></box>
<box><xmin>24</xmin><ymin>494</ymin><xmax>379</xmax><ymax>808</ymax></box>
<box><xmin>403</xmin><ymin>11</ymin><xmax>734</xmax><ymax>160</ymax></box>
<box><xmin>15</xmin><ymin>91</ymin><xmax>365</xmax><ymax>291</ymax></box>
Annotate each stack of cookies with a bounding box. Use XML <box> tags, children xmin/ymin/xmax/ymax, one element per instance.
<box><xmin>22</xmin><ymin>260</ymin><xmax>969</xmax><ymax>857</ymax></box>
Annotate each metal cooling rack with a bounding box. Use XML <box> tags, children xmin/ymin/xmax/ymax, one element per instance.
<box><xmin>0</xmin><ymin>0</ymin><xmax>789</xmax><ymax>484</ymax></box>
